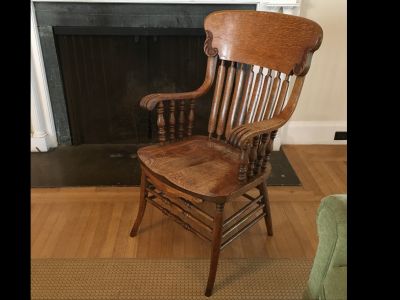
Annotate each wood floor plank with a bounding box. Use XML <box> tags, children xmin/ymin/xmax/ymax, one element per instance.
<box><xmin>74</xmin><ymin>203</ymin><xmax>102</xmax><ymax>258</ymax></box>
<box><xmin>87</xmin><ymin>203</ymin><xmax>114</xmax><ymax>257</ymax></box>
<box><xmin>98</xmin><ymin>202</ymin><xmax>125</xmax><ymax>258</ymax></box>
<box><xmin>31</xmin><ymin>203</ymin><xmax>63</xmax><ymax>256</ymax></box>
<box><xmin>31</xmin><ymin>145</ymin><xmax>347</xmax><ymax>259</ymax></box>
<box><xmin>112</xmin><ymin>202</ymin><xmax>138</xmax><ymax>258</ymax></box>
<box><xmin>282</xmin><ymin>145</ymin><xmax>324</xmax><ymax>196</ymax></box>
<box><xmin>40</xmin><ymin>203</ymin><xmax>71</xmax><ymax>258</ymax></box>
<box><xmin>280</xmin><ymin>202</ymin><xmax>316</xmax><ymax>258</ymax></box>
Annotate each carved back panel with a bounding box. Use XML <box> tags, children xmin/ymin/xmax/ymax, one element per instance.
<box><xmin>204</xmin><ymin>10</ymin><xmax>323</xmax><ymax>75</ymax></box>
<box><xmin>203</xmin><ymin>10</ymin><xmax>322</xmax><ymax>143</ymax></box>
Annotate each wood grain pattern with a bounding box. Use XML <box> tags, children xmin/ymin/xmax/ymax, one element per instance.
<box><xmin>235</xmin><ymin>66</ymin><xmax>254</xmax><ymax>127</ymax></box>
<box><xmin>229</xmin><ymin>76</ymin><xmax>306</xmax><ymax>148</ymax></box>
<box><xmin>140</xmin><ymin>56</ymin><xmax>217</xmax><ymax>110</ymax></box>
<box><xmin>204</xmin><ymin>10</ymin><xmax>323</xmax><ymax>74</ymax></box>
<box><xmin>139</xmin><ymin>10</ymin><xmax>322</xmax><ymax>183</ymax></box>
<box><xmin>256</xmin><ymin>133</ymin><xmax>269</xmax><ymax>174</ymax></box>
<box><xmin>273</xmin><ymin>74</ymin><xmax>290</xmax><ymax>117</ymax></box>
<box><xmin>137</xmin><ymin>136</ymin><xmax>263</xmax><ymax>201</ymax></box>
<box><xmin>245</xmin><ymin>67</ymin><xmax>264</xmax><ymax>124</ymax></box>
<box><xmin>187</xmin><ymin>100</ymin><xmax>195</xmax><ymax>138</ymax></box>
<box><xmin>264</xmin><ymin>71</ymin><xmax>282</xmax><ymax>120</ymax></box>
<box><xmin>169</xmin><ymin>100</ymin><xmax>176</xmax><ymax>141</ymax></box>
<box><xmin>205</xmin><ymin>203</ymin><xmax>224</xmax><ymax>297</ymax></box>
<box><xmin>178</xmin><ymin>100</ymin><xmax>185</xmax><ymax>140</ymax></box>
<box><xmin>31</xmin><ymin>145</ymin><xmax>347</xmax><ymax>260</ymax></box>
<box><xmin>125</xmin><ymin>11</ymin><xmax>322</xmax><ymax>296</ymax></box>
<box><xmin>254</xmin><ymin>69</ymin><xmax>272</xmax><ymax>122</ymax></box>
<box><xmin>203</xmin><ymin>30</ymin><xmax>218</xmax><ymax>57</ymax></box>
<box><xmin>208</xmin><ymin>60</ymin><xmax>226</xmax><ymax>137</ymax></box>
<box><xmin>216</xmin><ymin>61</ymin><xmax>235</xmax><ymax>139</ymax></box>
<box><xmin>225</xmin><ymin>64</ymin><xmax>245</xmax><ymax>139</ymax></box>
<box><xmin>248</xmin><ymin>136</ymin><xmax>260</xmax><ymax>178</ymax></box>
<box><xmin>156</xmin><ymin>102</ymin><xmax>166</xmax><ymax>144</ymax></box>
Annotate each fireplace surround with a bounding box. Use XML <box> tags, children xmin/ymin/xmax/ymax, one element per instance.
<box><xmin>31</xmin><ymin>0</ymin><xmax>302</xmax><ymax>151</ymax></box>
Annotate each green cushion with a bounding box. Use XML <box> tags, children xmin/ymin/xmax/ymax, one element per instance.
<box><xmin>322</xmin><ymin>266</ymin><xmax>347</xmax><ymax>300</ymax></box>
<box><xmin>304</xmin><ymin>194</ymin><xmax>347</xmax><ymax>300</ymax></box>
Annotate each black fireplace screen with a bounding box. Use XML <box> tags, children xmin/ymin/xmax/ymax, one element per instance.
<box><xmin>55</xmin><ymin>30</ymin><xmax>213</xmax><ymax>145</ymax></box>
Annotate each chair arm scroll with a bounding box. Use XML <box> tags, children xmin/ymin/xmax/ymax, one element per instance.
<box><xmin>140</xmin><ymin>91</ymin><xmax>204</xmax><ymax>111</ymax></box>
<box><xmin>139</xmin><ymin>56</ymin><xmax>218</xmax><ymax>110</ymax></box>
<box><xmin>229</xmin><ymin>117</ymin><xmax>286</xmax><ymax>148</ymax></box>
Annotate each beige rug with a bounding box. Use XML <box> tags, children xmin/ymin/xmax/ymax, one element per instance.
<box><xmin>31</xmin><ymin>258</ymin><xmax>312</xmax><ymax>300</ymax></box>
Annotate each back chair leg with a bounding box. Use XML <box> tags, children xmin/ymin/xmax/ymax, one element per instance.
<box><xmin>205</xmin><ymin>203</ymin><xmax>225</xmax><ymax>297</ymax></box>
<box><xmin>130</xmin><ymin>171</ymin><xmax>148</xmax><ymax>237</ymax></box>
<box><xmin>258</xmin><ymin>181</ymin><xmax>273</xmax><ymax>236</ymax></box>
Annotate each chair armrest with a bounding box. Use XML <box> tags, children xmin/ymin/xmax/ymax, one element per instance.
<box><xmin>139</xmin><ymin>56</ymin><xmax>218</xmax><ymax>110</ymax></box>
<box><xmin>140</xmin><ymin>90</ymin><xmax>206</xmax><ymax>111</ymax></box>
<box><xmin>228</xmin><ymin>117</ymin><xmax>286</xmax><ymax>147</ymax></box>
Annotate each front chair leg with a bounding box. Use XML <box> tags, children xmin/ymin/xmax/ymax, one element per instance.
<box><xmin>205</xmin><ymin>203</ymin><xmax>225</xmax><ymax>297</ymax></box>
<box><xmin>258</xmin><ymin>181</ymin><xmax>273</xmax><ymax>236</ymax></box>
<box><xmin>130</xmin><ymin>171</ymin><xmax>148</xmax><ymax>237</ymax></box>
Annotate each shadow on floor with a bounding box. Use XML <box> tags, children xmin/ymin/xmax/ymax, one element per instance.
<box><xmin>31</xmin><ymin>144</ymin><xmax>301</xmax><ymax>187</ymax></box>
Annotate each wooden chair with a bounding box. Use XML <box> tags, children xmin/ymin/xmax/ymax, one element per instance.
<box><xmin>130</xmin><ymin>10</ymin><xmax>323</xmax><ymax>297</ymax></box>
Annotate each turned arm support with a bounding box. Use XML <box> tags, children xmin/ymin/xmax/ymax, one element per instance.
<box><xmin>140</xmin><ymin>56</ymin><xmax>218</xmax><ymax>111</ymax></box>
<box><xmin>229</xmin><ymin>75</ymin><xmax>305</xmax><ymax>148</ymax></box>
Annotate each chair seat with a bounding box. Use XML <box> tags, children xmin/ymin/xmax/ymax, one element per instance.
<box><xmin>138</xmin><ymin>136</ymin><xmax>266</xmax><ymax>200</ymax></box>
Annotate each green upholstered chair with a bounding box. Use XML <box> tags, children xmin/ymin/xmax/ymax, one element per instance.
<box><xmin>303</xmin><ymin>194</ymin><xmax>347</xmax><ymax>300</ymax></box>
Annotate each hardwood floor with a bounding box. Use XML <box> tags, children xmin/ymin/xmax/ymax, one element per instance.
<box><xmin>31</xmin><ymin>145</ymin><xmax>346</xmax><ymax>259</ymax></box>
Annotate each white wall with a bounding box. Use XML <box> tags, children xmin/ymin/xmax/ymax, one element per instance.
<box><xmin>293</xmin><ymin>0</ymin><xmax>347</xmax><ymax>122</ymax></box>
<box><xmin>280</xmin><ymin>0</ymin><xmax>347</xmax><ymax>145</ymax></box>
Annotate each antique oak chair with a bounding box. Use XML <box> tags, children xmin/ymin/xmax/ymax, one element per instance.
<box><xmin>130</xmin><ymin>10</ymin><xmax>323</xmax><ymax>297</ymax></box>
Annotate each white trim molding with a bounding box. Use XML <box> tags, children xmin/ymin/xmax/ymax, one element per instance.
<box><xmin>31</xmin><ymin>2</ymin><xmax>58</xmax><ymax>152</ymax></box>
<box><xmin>280</xmin><ymin>121</ymin><xmax>347</xmax><ymax>145</ymax></box>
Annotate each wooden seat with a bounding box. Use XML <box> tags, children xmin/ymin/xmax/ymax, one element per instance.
<box><xmin>129</xmin><ymin>10</ymin><xmax>323</xmax><ymax>297</ymax></box>
<box><xmin>138</xmin><ymin>135</ymin><xmax>271</xmax><ymax>201</ymax></box>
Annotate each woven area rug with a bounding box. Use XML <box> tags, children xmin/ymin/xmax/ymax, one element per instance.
<box><xmin>31</xmin><ymin>258</ymin><xmax>312</xmax><ymax>300</ymax></box>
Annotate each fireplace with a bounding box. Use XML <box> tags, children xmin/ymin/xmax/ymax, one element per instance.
<box><xmin>31</xmin><ymin>1</ymin><xmax>303</xmax><ymax>187</ymax></box>
<box><xmin>33</xmin><ymin>2</ymin><xmax>257</xmax><ymax>146</ymax></box>
<box><xmin>55</xmin><ymin>28</ymin><xmax>212</xmax><ymax>144</ymax></box>
<box><xmin>31</xmin><ymin>1</ymin><xmax>302</xmax><ymax>151</ymax></box>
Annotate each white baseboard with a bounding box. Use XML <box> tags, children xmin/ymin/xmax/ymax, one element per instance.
<box><xmin>280</xmin><ymin>121</ymin><xmax>347</xmax><ymax>145</ymax></box>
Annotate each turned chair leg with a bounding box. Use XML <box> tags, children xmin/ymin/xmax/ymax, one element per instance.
<box><xmin>258</xmin><ymin>181</ymin><xmax>273</xmax><ymax>236</ymax></box>
<box><xmin>205</xmin><ymin>203</ymin><xmax>224</xmax><ymax>297</ymax></box>
<box><xmin>130</xmin><ymin>171</ymin><xmax>148</xmax><ymax>237</ymax></box>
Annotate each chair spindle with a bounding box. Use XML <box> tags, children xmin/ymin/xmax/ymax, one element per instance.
<box><xmin>262</xmin><ymin>130</ymin><xmax>277</xmax><ymax>171</ymax></box>
<box><xmin>157</xmin><ymin>101</ymin><xmax>166</xmax><ymax>144</ymax></box>
<box><xmin>248</xmin><ymin>135</ymin><xmax>260</xmax><ymax>178</ymax></box>
<box><xmin>254</xmin><ymin>69</ymin><xmax>272</xmax><ymax>122</ymax></box>
<box><xmin>169</xmin><ymin>100</ymin><xmax>176</xmax><ymax>141</ymax></box>
<box><xmin>225</xmin><ymin>64</ymin><xmax>245</xmax><ymax>139</ymax></box>
<box><xmin>235</xmin><ymin>65</ymin><xmax>254</xmax><ymax>127</ymax></box>
<box><xmin>263</xmin><ymin>71</ymin><xmax>281</xmax><ymax>120</ymax></box>
<box><xmin>245</xmin><ymin>67</ymin><xmax>264</xmax><ymax>124</ymax></box>
<box><xmin>208</xmin><ymin>60</ymin><xmax>226</xmax><ymax>138</ymax></box>
<box><xmin>216</xmin><ymin>61</ymin><xmax>236</xmax><ymax>140</ymax></box>
<box><xmin>188</xmin><ymin>99</ymin><xmax>195</xmax><ymax>137</ymax></box>
<box><xmin>273</xmin><ymin>74</ymin><xmax>290</xmax><ymax>117</ymax></box>
<box><xmin>178</xmin><ymin>100</ymin><xmax>185</xmax><ymax>139</ymax></box>
<box><xmin>255</xmin><ymin>133</ymin><xmax>270</xmax><ymax>174</ymax></box>
<box><xmin>238</xmin><ymin>142</ymin><xmax>250</xmax><ymax>181</ymax></box>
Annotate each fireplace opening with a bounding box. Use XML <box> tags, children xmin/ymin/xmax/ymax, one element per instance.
<box><xmin>54</xmin><ymin>27</ymin><xmax>212</xmax><ymax>145</ymax></box>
